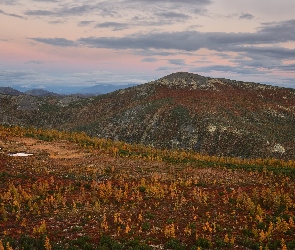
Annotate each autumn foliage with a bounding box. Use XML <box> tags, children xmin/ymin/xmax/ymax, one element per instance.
<box><xmin>0</xmin><ymin>125</ymin><xmax>295</xmax><ymax>249</ymax></box>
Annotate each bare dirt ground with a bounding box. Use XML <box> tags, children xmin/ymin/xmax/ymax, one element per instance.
<box><xmin>0</xmin><ymin>137</ymin><xmax>90</xmax><ymax>159</ymax></box>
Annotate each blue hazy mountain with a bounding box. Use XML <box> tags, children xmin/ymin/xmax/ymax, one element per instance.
<box><xmin>0</xmin><ymin>87</ymin><xmax>22</xmax><ymax>95</ymax></box>
<box><xmin>2</xmin><ymin>83</ymin><xmax>139</xmax><ymax>96</ymax></box>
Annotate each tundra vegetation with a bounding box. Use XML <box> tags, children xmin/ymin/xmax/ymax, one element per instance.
<box><xmin>0</xmin><ymin>125</ymin><xmax>295</xmax><ymax>249</ymax></box>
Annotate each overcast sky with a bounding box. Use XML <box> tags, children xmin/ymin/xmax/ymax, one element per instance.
<box><xmin>1</xmin><ymin>0</ymin><xmax>295</xmax><ymax>92</ymax></box>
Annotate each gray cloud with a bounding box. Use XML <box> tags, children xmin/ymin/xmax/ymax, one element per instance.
<box><xmin>0</xmin><ymin>70</ymin><xmax>38</xmax><ymax>85</ymax></box>
<box><xmin>141</xmin><ymin>58</ymin><xmax>159</xmax><ymax>62</ymax></box>
<box><xmin>0</xmin><ymin>0</ymin><xmax>18</xmax><ymax>5</ymax></box>
<box><xmin>23</xmin><ymin>0</ymin><xmax>210</xmax><ymax>20</ymax></box>
<box><xmin>24</xmin><ymin>4</ymin><xmax>101</xmax><ymax>17</ymax></box>
<box><xmin>279</xmin><ymin>63</ymin><xmax>295</xmax><ymax>71</ymax></box>
<box><xmin>127</xmin><ymin>0</ymin><xmax>211</xmax><ymax>4</ymax></box>
<box><xmin>78</xmin><ymin>20</ymin><xmax>94</xmax><ymax>26</ymax></box>
<box><xmin>92</xmin><ymin>19</ymin><xmax>294</xmax><ymax>49</ymax></box>
<box><xmin>24</xmin><ymin>10</ymin><xmax>54</xmax><ymax>16</ymax></box>
<box><xmin>30</xmin><ymin>37</ymin><xmax>77</xmax><ymax>47</ymax></box>
<box><xmin>157</xmin><ymin>11</ymin><xmax>191</xmax><ymax>20</ymax></box>
<box><xmin>194</xmin><ymin>8</ymin><xmax>208</xmax><ymax>15</ymax></box>
<box><xmin>233</xmin><ymin>46</ymin><xmax>295</xmax><ymax>60</ymax></box>
<box><xmin>49</xmin><ymin>20</ymin><xmax>65</xmax><ymax>24</ymax></box>
<box><xmin>259</xmin><ymin>19</ymin><xmax>295</xmax><ymax>40</ymax></box>
<box><xmin>156</xmin><ymin>66</ymin><xmax>177</xmax><ymax>71</ymax></box>
<box><xmin>31</xmin><ymin>19</ymin><xmax>295</xmax><ymax>55</ymax></box>
<box><xmin>32</xmin><ymin>0</ymin><xmax>61</xmax><ymax>2</ymax></box>
<box><xmin>168</xmin><ymin>59</ymin><xmax>186</xmax><ymax>65</ymax></box>
<box><xmin>29</xmin><ymin>18</ymin><xmax>295</xmax><ymax>80</ymax></box>
<box><xmin>78</xmin><ymin>32</ymin><xmax>203</xmax><ymax>51</ymax></box>
<box><xmin>0</xmin><ymin>9</ymin><xmax>24</xmax><ymax>19</ymax></box>
<box><xmin>95</xmin><ymin>22</ymin><xmax>129</xmax><ymax>31</ymax></box>
<box><xmin>136</xmin><ymin>50</ymin><xmax>177</xmax><ymax>57</ymax></box>
<box><xmin>239</xmin><ymin>13</ymin><xmax>254</xmax><ymax>20</ymax></box>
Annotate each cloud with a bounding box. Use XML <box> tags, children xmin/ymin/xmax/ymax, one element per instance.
<box><xmin>24</xmin><ymin>10</ymin><xmax>54</xmax><ymax>16</ymax></box>
<box><xmin>78</xmin><ymin>32</ymin><xmax>203</xmax><ymax>51</ymax></box>
<box><xmin>141</xmin><ymin>58</ymin><xmax>159</xmax><ymax>62</ymax></box>
<box><xmin>0</xmin><ymin>70</ymin><xmax>39</xmax><ymax>85</ymax></box>
<box><xmin>31</xmin><ymin>19</ymin><xmax>295</xmax><ymax>55</ymax></box>
<box><xmin>233</xmin><ymin>46</ymin><xmax>295</xmax><ymax>61</ymax></box>
<box><xmin>156</xmin><ymin>66</ymin><xmax>176</xmax><ymax>71</ymax></box>
<box><xmin>28</xmin><ymin>19</ymin><xmax>295</xmax><ymax>81</ymax></box>
<box><xmin>24</xmin><ymin>4</ymin><xmax>101</xmax><ymax>17</ymax></box>
<box><xmin>78</xmin><ymin>19</ymin><xmax>295</xmax><ymax>51</ymax></box>
<box><xmin>168</xmin><ymin>59</ymin><xmax>186</xmax><ymax>65</ymax></box>
<box><xmin>23</xmin><ymin>0</ymin><xmax>210</xmax><ymax>21</ymax></box>
<box><xmin>157</xmin><ymin>11</ymin><xmax>191</xmax><ymax>20</ymax></box>
<box><xmin>49</xmin><ymin>20</ymin><xmax>65</xmax><ymax>24</ymax></box>
<box><xmin>95</xmin><ymin>22</ymin><xmax>129</xmax><ymax>31</ymax></box>
<box><xmin>137</xmin><ymin>50</ymin><xmax>177</xmax><ymax>57</ymax></box>
<box><xmin>0</xmin><ymin>0</ymin><xmax>18</xmax><ymax>5</ymax></box>
<box><xmin>194</xmin><ymin>8</ymin><xmax>208</xmax><ymax>15</ymax></box>
<box><xmin>24</xmin><ymin>60</ymin><xmax>45</xmax><ymax>64</ymax></box>
<box><xmin>78</xmin><ymin>20</ymin><xmax>94</xmax><ymax>27</ymax></box>
<box><xmin>127</xmin><ymin>0</ymin><xmax>211</xmax><ymax>5</ymax></box>
<box><xmin>30</xmin><ymin>37</ymin><xmax>77</xmax><ymax>47</ymax></box>
<box><xmin>279</xmin><ymin>63</ymin><xmax>295</xmax><ymax>71</ymax></box>
<box><xmin>32</xmin><ymin>0</ymin><xmax>61</xmax><ymax>2</ymax></box>
<box><xmin>259</xmin><ymin>19</ymin><xmax>295</xmax><ymax>39</ymax></box>
<box><xmin>239</xmin><ymin>13</ymin><xmax>254</xmax><ymax>20</ymax></box>
<box><xmin>0</xmin><ymin>9</ymin><xmax>24</xmax><ymax>19</ymax></box>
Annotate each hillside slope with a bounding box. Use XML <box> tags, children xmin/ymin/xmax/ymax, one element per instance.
<box><xmin>1</xmin><ymin>126</ymin><xmax>295</xmax><ymax>249</ymax></box>
<box><xmin>1</xmin><ymin>72</ymin><xmax>295</xmax><ymax>159</ymax></box>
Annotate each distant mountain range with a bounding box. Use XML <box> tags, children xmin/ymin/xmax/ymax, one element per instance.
<box><xmin>1</xmin><ymin>72</ymin><xmax>295</xmax><ymax>160</ymax></box>
<box><xmin>24</xmin><ymin>89</ymin><xmax>61</xmax><ymax>97</ymax></box>
<box><xmin>0</xmin><ymin>87</ymin><xmax>23</xmax><ymax>96</ymax></box>
<box><xmin>0</xmin><ymin>83</ymin><xmax>139</xmax><ymax>97</ymax></box>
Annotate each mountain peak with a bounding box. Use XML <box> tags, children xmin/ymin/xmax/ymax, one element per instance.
<box><xmin>152</xmin><ymin>72</ymin><xmax>216</xmax><ymax>90</ymax></box>
<box><xmin>0</xmin><ymin>87</ymin><xmax>22</xmax><ymax>96</ymax></box>
<box><xmin>149</xmin><ymin>72</ymin><xmax>286</xmax><ymax>92</ymax></box>
<box><xmin>24</xmin><ymin>89</ymin><xmax>61</xmax><ymax>97</ymax></box>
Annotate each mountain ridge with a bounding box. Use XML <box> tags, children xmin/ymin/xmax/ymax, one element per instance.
<box><xmin>0</xmin><ymin>87</ymin><xmax>23</xmax><ymax>96</ymax></box>
<box><xmin>1</xmin><ymin>72</ymin><xmax>295</xmax><ymax>159</ymax></box>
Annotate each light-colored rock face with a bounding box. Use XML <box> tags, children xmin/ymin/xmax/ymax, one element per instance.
<box><xmin>272</xmin><ymin>144</ymin><xmax>285</xmax><ymax>154</ymax></box>
<box><xmin>208</xmin><ymin>124</ymin><xmax>217</xmax><ymax>133</ymax></box>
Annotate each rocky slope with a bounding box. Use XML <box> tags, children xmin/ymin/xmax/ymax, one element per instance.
<box><xmin>1</xmin><ymin>72</ymin><xmax>295</xmax><ymax>159</ymax></box>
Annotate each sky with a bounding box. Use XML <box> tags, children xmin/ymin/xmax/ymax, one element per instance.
<box><xmin>0</xmin><ymin>0</ymin><xmax>295</xmax><ymax>93</ymax></box>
